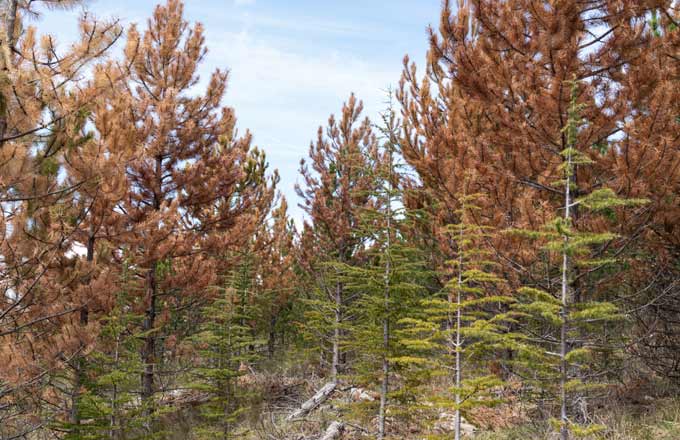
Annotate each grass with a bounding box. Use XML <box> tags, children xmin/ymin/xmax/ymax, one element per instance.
<box><xmin>474</xmin><ymin>398</ymin><xmax>680</xmax><ymax>440</ymax></box>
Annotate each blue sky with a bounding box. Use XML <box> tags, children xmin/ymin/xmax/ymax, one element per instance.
<box><xmin>38</xmin><ymin>0</ymin><xmax>440</xmax><ymax>222</ymax></box>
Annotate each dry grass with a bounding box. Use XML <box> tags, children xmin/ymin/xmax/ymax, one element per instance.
<box><xmin>474</xmin><ymin>398</ymin><xmax>680</xmax><ymax>440</ymax></box>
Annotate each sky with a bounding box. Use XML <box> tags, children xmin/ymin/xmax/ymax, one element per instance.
<box><xmin>37</xmin><ymin>0</ymin><xmax>441</xmax><ymax>222</ymax></box>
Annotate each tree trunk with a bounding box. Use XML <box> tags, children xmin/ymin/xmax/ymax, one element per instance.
<box><xmin>140</xmin><ymin>155</ymin><xmax>162</xmax><ymax>428</ymax></box>
<box><xmin>0</xmin><ymin>0</ymin><xmax>17</xmax><ymax>146</ymax></box>
<box><xmin>141</xmin><ymin>264</ymin><xmax>157</xmax><ymax>417</ymax></box>
<box><xmin>319</xmin><ymin>421</ymin><xmax>344</xmax><ymax>440</ymax></box>
<box><xmin>331</xmin><ymin>282</ymin><xmax>341</xmax><ymax>383</ymax></box>
<box><xmin>287</xmin><ymin>382</ymin><xmax>336</xmax><ymax>420</ymax></box>
<box><xmin>70</xmin><ymin>229</ymin><xmax>95</xmax><ymax>427</ymax></box>
<box><xmin>110</xmin><ymin>332</ymin><xmax>120</xmax><ymax>440</ymax></box>
<box><xmin>559</xmin><ymin>140</ymin><xmax>574</xmax><ymax>440</ymax></box>
<box><xmin>268</xmin><ymin>315</ymin><xmax>277</xmax><ymax>359</ymax></box>
<box><xmin>379</xmin><ymin>295</ymin><xmax>389</xmax><ymax>440</ymax></box>
<box><xmin>378</xmin><ymin>137</ymin><xmax>394</xmax><ymax>440</ymax></box>
<box><xmin>454</xmin><ymin>233</ymin><xmax>463</xmax><ymax>440</ymax></box>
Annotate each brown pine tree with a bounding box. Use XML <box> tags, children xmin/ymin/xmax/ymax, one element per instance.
<box><xmin>256</xmin><ymin>196</ymin><xmax>297</xmax><ymax>358</ymax></box>
<box><xmin>90</xmin><ymin>0</ymin><xmax>276</xmax><ymax>427</ymax></box>
<box><xmin>0</xmin><ymin>2</ymin><xmax>121</xmax><ymax>434</ymax></box>
<box><xmin>296</xmin><ymin>94</ymin><xmax>381</xmax><ymax>381</ymax></box>
<box><xmin>399</xmin><ymin>0</ymin><xmax>674</xmax><ymax>436</ymax></box>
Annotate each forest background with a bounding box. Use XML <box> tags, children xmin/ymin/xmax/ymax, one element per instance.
<box><xmin>0</xmin><ymin>1</ymin><xmax>678</xmax><ymax>440</ymax></box>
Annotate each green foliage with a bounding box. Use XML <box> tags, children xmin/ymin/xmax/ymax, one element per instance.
<box><xmin>184</xmin><ymin>258</ymin><xmax>263</xmax><ymax>440</ymax></box>
<box><xmin>506</xmin><ymin>80</ymin><xmax>648</xmax><ymax>437</ymax></box>
<box><xmin>64</xmin><ymin>267</ymin><xmax>153</xmax><ymax>440</ymax></box>
<box><xmin>339</xmin><ymin>236</ymin><xmax>431</xmax><ymax>415</ymax></box>
<box><xmin>397</xmin><ymin>192</ymin><xmax>517</xmax><ymax>434</ymax></box>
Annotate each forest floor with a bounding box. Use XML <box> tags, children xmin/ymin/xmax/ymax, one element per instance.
<box><xmin>475</xmin><ymin>397</ymin><xmax>680</xmax><ymax>439</ymax></box>
<box><xmin>240</xmin><ymin>362</ymin><xmax>680</xmax><ymax>439</ymax></box>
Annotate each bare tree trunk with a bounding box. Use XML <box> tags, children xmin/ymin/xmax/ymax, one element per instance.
<box><xmin>320</xmin><ymin>421</ymin><xmax>344</xmax><ymax>440</ymax></box>
<box><xmin>110</xmin><ymin>332</ymin><xmax>121</xmax><ymax>440</ymax></box>
<box><xmin>287</xmin><ymin>382</ymin><xmax>336</xmax><ymax>420</ymax></box>
<box><xmin>0</xmin><ymin>0</ymin><xmax>17</xmax><ymax>146</ymax></box>
<box><xmin>141</xmin><ymin>264</ymin><xmax>157</xmax><ymax>426</ymax></box>
<box><xmin>140</xmin><ymin>156</ymin><xmax>162</xmax><ymax>429</ymax></box>
<box><xmin>378</xmin><ymin>276</ymin><xmax>389</xmax><ymax>440</ymax></box>
<box><xmin>331</xmin><ymin>281</ymin><xmax>341</xmax><ymax>383</ymax></box>
<box><xmin>268</xmin><ymin>315</ymin><xmax>277</xmax><ymax>359</ymax></box>
<box><xmin>559</xmin><ymin>146</ymin><xmax>573</xmax><ymax>440</ymax></box>
<box><xmin>454</xmin><ymin>225</ymin><xmax>463</xmax><ymax>440</ymax></box>
<box><xmin>378</xmin><ymin>121</ymin><xmax>395</xmax><ymax>440</ymax></box>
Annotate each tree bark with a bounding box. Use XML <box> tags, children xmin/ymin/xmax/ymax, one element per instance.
<box><xmin>559</xmin><ymin>135</ymin><xmax>574</xmax><ymax>440</ymax></box>
<box><xmin>286</xmin><ymin>382</ymin><xmax>336</xmax><ymax>420</ymax></box>
<box><xmin>378</xmin><ymin>127</ymin><xmax>395</xmax><ymax>440</ymax></box>
<box><xmin>319</xmin><ymin>421</ymin><xmax>344</xmax><ymax>440</ymax></box>
<box><xmin>140</xmin><ymin>155</ymin><xmax>162</xmax><ymax>427</ymax></box>
<box><xmin>267</xmin><ymin>315</ymin><xmax>277</xmax><ymax>359</ymax></box>
<box><xmin>331</xmin><ymin>281</ymin><xmax>341</xmax><ymax>383</ymax></box>
<box><xmin>0</xmin><ymin>0</ymin><xmax>17</xmax><ymax>146</ymax></box>
<box><xmin>141</xmin><ymin>264</ymin><xmax>157</xmax><ymax>418</ymax></box>
<box><xmin>454</xmin><ymin>225</ymin><xmax>463</xmax><ymax>440</ymax></box>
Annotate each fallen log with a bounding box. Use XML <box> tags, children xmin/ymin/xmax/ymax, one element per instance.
<box><xmin>319</xmin><ymin>421</ymin><xmax>344</xmax><ymax>440</ymax></box>
<box><xmin>286</xmin><ymin>382</ymin><xmax>336</xmax><ymax>420</ymax></box>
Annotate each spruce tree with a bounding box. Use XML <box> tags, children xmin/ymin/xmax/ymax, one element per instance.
<box><xmin>397</xmin><ymin>189</ymin><xmax>515</xmax><ymax>439</ymax></box>
<box><xmin>507</xmin><ymin>81</ymin><xmax>648</xmax><ymax>439</ymax></box>
<box><xmin>332</xmin><ymin>97</ymin><xmax>431</xmax><ymax>438</ymax></box>
<box><xmin>186</xmin><ymin>257</ymin><xmax>262</xmax><ymax>440</ymax></box>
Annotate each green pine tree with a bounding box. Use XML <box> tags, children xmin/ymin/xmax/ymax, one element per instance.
<box><xmin>185</xmin><ymin>257</ymin><xmax>262</xmax><ymax>440</ymax></box>
<box><xmin>64</xmin><ymin>260</ymin><xmax>152</xmax><ymax>440</ymax></box>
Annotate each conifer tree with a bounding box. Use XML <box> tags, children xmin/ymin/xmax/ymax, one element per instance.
<box><xmin>254</xmin><ymin>197</ymin><xmax>297</xmax><ymax>359</ymax></box>
<box><xmin>57</xmin><ymin>77</ymin><xmax>135</xmax><ymax>431</ymax></box>
<box><xmin>93</xmin><ymin>1</ymin><xmax>276</xmax><ymax>429</ymax></box>
<box><xmin>185</xmin><ymin>258</ymin><xmax>262</xmax><ymax>440</ymax></box>
<box><xmin>397</xmin><ymin>189</ymin><xmax>515</xmax><ymax>439</ymax></box>
<box><xmin>507</xmin><ymin>81</ymin><xmax>648</xmax><ymax>439</ymax></box>
<box><xmin>0</xmin><ymin>2</ymin><xmax>121</xmax><ymax>435</ymax></box>
<box><xmin>609</xmin><ymin>5</ymin><xmax>680</xmax><ymax>380</ymax></box>
<box><xmin>330</xmin><ymin>96</ymin><xmax>432</xmax><ymax>438</ymax></box>
<box><xmin>398</xmin><ymin>0</ymin><xmax>672</xmax><ymax>297</ymax></box>
<box><xmin>398</xmin><ymin>1</ymin><xmax>674</xmax><ymax>430</ymax></box>
<box><xmin>64</xmin><ymin>259</ymin><xmax>148</xmax><ymax>440</ymax></box>
<box><xmin>296</xmin><ymin>94</ymin><xmax>381</xmax><ymax>381</ymax></box>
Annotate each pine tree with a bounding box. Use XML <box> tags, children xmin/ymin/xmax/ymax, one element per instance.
<box><xmin>610</xmin><ymin>5</ymin><xmax>680</xmax><ymax>384</ymax></box>
<box><xmin>398</xmin><ymin>0</ymin><xmax>673</xmax><ymax>313</ymax></box>
<box><xmin>296</xmin><ymin>94</ymin><xmax>381</xmax><ymax>382</ymax></box>
<box><xmin>253</xmin><ymin>197</ymin><xmax>297</xmax><ymax>359</ymax></box>
<box><xmin>64</xmin><ymin>259</ymin><xmax>148</xmax><ymax>440</ymax></box>
<box><xmin>185</xmin><ymin>258</ymin><xmax>262</xmax><ymax>440</ymax></box>
<box><xmin>398</xmin><ymin>1</ymin><xmax>673</xmax><ymax>432</ymax></box>
<box><xmin>58</xmin><ymin>77</ymin><xmax>134</xmax><ymax>431</ymax></box>
<box><xmin>91</xmin><ymin>0</ymin><xmax>276</xmax><ymax>428</ymax></box>
<box><xmin>0</xmin><ymin>2</ymin><xmax>121</xmax><ymax>434</ymax></box>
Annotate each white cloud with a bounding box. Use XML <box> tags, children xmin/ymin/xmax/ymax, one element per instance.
<box><xmin>208</xmin><ymin>29</ymin><xmax>397</xmax><ymax>118</ymax></box>
<box><xmin>234</xmin><ymin>0</ymin><xmax>256</xmax><ymax>6</ymax></box>
<box><xmin>201</xmin><ymin>30</ymin><xmax>400</xmax><ymax>222</ymax></box>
